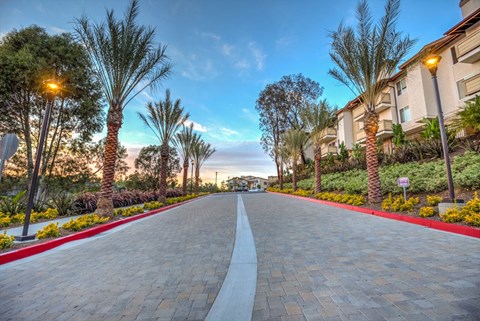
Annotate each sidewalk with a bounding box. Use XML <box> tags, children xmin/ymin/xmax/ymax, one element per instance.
<box><xmin>3</xmin><ymin>214</ymin><xmax>85</xmax><ymax>238</ymax></box>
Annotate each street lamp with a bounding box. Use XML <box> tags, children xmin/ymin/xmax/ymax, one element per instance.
<box><xmin>423</xmin><ymin>55</ymin><xmax>455</xmax><ymax>202</ymax></box>
<box><xmin>16</xmin><ymin>79</ymin><xmax>61</xmax><ymax>241</ymax></box>
<box><xmin>215</xmin><ymin>171</ymin><xmax>218</xmax><ymax>188</ymax></box>
<box><xmin>190</xmin><ymin>159</ymin><xmax>194</xmax><ymax>194</ymax></box>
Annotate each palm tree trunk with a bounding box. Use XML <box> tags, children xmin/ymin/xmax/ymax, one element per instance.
<box><xmin>314</xmin><ymin>150</ymin><xmax>322</xmax><ymax>194</ymax></box>
<box><xmin>182</xmin><ymin>160</ymin><xmax>188</xmax><ymax>196</ymax></box>
<box><xmin>279</xmin><ymin>162</ymin><xmax>284</xmax><ymax>190</ymax></box>
<box><xmin>365</xmin><ymin>112</ymin><xmax>382</xmax><ymax>203</ymax></box>
<box><xmin>194</xmin><ymin>167</ymin><xmax>199</xmax><ymax>195</ymax></box>
<box><xmin>96</xmin><ymin>107</ymin><xmax>122</xmax><ymax>217</ymax></box>
<box><xmin>159</xmin><ymin>143</ymin><xmax>169</xmax><ymax>203</ymax></box>
<box><xmin>292</xmin><ymin>161</ymin><xmax>297</xmax><ymax>192</ymax></box>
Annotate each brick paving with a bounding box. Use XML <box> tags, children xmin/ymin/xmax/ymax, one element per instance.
<box><xmin>243</xmin><ymin>193</ymin><xmax>480</xmax><ymax>321</ymax></box>
<box><xmin>0</xmin><ymin>195</ymin><xmax>236</xmax><ymax>321</ymax></box>
<box><xmin>1</xmin><ymin>193</ymin><xmax>479</xmax><ymax>321</ymax></box>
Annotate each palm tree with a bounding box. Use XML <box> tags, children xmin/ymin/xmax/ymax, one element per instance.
<box><xmin>191</xmin><ymin>140</ymin><xmax>215</xmax><ymax>194</ymax></box>
<box><xmin>301</xmin><ymin>99</ymin><xmax>337</xmax><ymax>193</ymax></box>
<box><xmin>138</xmin><ymin>89</ymin><xmax>189</xmax><ymax>203</ymax></box>
<box><xmin>282</xmin><ymin>129</ymin><xmax>307</xmax><ymax>192</ymax></box>
<box><xmin>329</xmin><ymin>0</ymin><xmax>416</xmax><ymax>203</ymax></box>
<box><xmin>74</xmin><ymin>0</ymin><xmax>172</xmax><ymax>216</ymax></box>
<box><xmin>175</xmin><ymin>123</ymin><xmax>201</xmax><ymax>195</ymax></box>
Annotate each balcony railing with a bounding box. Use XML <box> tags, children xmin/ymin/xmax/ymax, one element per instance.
<box><xmin>456</xmin><ymin>29</ymin><xmax>480</xmax><ymax>63</ymax></box>
<box><xmin>355</xmin><ymin>119</ymin><xmax>393</xmax><ymax>142</ymax></box>
<box><xmin>318</xmin><ymin>127</ymin><xmax>337</xmax><ymax>143</ymax></box>
<box><xmin>321</xmin><ymin>145</ymin><xmax>337</xmax><ymax>157</ymax></box>
<box><xmin>353</xmin><ymin>93</ymin><xmax>394</xmax><ymax>121</ymax></box>
<box><xmin>465</xmin><ymin>73</ymin><xmax>480</xmax><ymax>96</ymax></box>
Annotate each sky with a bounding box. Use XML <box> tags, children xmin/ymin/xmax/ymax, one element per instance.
<box><xmin>0</xmin><ymin>0</ymin><xmax>462</xmax><ymax>185</ymax></box>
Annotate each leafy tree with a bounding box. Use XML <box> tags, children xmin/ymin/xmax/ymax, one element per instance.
<box><xmin>282</xmin><ymin>129</ymin><xmax>308</xmax><ymax>192</ymax></box>
<box><xmin>0</xmin><ymin>26</ymin><xmax>103</xmax><ymax>190</ymax></box>
<box><xmin>131</xmin><ymin>145</ymin><xmax>181</xmax><ymax>190</ymax></box>
<box><xmin>175</xmin><ymin>123</ymin><xmax>201</xmax><ymax>195</ymax></box>
<box><xmin>301</xmin><ymin>99</ymin><xmax>337</xmax><ymax>193</ymax></box>
<box><xmin>138</xmin><ymin>90</ymin><xmax>189</xmax><ymax>202</ymax></box>
<box><xmin>74</xmin><ymin>0</ymin><xmax>172</xmax><ymax>216</ymax></box>
<box><xmin>329</xmin><ymin>0</ymin><xmax>416</xmax><ymax>203</ymax></box>
<box><xmin>256</xmin><ymin>74</ymin><xmax>323</xmax><ymax>186</ymax></box>
<box><xmin>191</xmin><ymin>141</ymin><xmax>215</xmax><ymax>194</ymax></box>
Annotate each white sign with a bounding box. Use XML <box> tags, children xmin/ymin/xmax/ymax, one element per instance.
<box><xmin>397</xmin><ymin>177</ymin><xmax>410</xmax><ymax>187</ymax></box>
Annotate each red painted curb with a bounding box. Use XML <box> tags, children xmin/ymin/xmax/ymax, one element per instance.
<box><xmin>269</xmin><ymin>192</ymin><xmax>480</xmax><ymax>239</ymax></box>
<box><xmin>0</xmin><ymin>197</ymin><xmax>204</xmax><ymax>265</ymax></box>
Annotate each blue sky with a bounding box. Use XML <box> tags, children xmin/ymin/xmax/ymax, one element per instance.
<box><xmin>0</xmin><ymin>0</ymin><xmax>461</xmax><ymax>184</ymax></box>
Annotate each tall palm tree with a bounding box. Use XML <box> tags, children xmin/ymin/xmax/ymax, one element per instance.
<box><xmin>138</xmin><ymin>89</ymin><xmax>189</xmax><ymax>203</ymax></box>
<box><xmin>74</xmin><ymin>0</ymin><xmax>172</xmax><ymax>216</ymax></box>
<box><xmin>329</xmin><ymin>0</ymin><xmax>416</xmax><ymax>203</ymax></box>
<box><xmin>282</xmin><ymin>129</ymin><xmax>307</xmax><ymax>192</ymax></box>
<box><xmin>191</xmin><ymin>140</ymin><xmax>215</xmax><ymax>194</ymax></box>
<box><xmin>301</xmin><ymin>100</ymin><xmax>337</xmax><ymax>194</ymax></box>
<box><xmin>175</xmin><ymin>123</ymin><xmax>201</xmax><ymax>195</ymax></box>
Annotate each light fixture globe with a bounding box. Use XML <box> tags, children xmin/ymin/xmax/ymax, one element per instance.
<box><xmin>423</xmin><ymin>55</ymin><xmax>442</xmax><ymax>76</ymax></box>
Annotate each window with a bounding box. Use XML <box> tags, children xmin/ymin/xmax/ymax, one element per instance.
<box><xmin>399</xmin><ymin>106</ymin><xmax>411</xmax><ymax>123</ymax></box>
<box><xmin>396</xmin><ymin>78</ymin><xmax>407</xmax><ymax>95</ymax></box>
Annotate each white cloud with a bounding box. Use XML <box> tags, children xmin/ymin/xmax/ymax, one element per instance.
<box><xmin>248</xmin><ymin>42</ymin><xmax>266</xmax><ymax>71</ymax></box>
<box><xmin>221</xmin><ymin>127</ymin><xmax>239</xmax><ymax>136</ymax></box>
<box><xmin>234</xmin><ymin>59</ymin><xmax>250</xmax><ymax>70</ymax></box>
<box><xmin>221</xmin><ymin>44</ymin><xmax>234</xmax><ymax>56</ymax></box>
<box><xmin>49</xmin><ymin>26</ymin><xmax>68</xmax><ymax>34</ymax></box>
<box><xmin>184</xmin><ymin>120</ymin><xmax>208</xmax><ymax>132</ymax></box>
<box><xmin>242</xmin><ymin>108</ymin><xmax>258</xmax><ymax>123</ymax></box>
<box><xmin>199</xmin><ymin>31</ymin><xmax>221</xmax><ymax>41</ymax></box>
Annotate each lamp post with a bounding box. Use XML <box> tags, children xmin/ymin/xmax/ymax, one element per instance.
<box><xmin>423</xmin><ymin>55</ymin><xmax>455</xmax><ymax>202</ymax></box>
<box><xmin>215</xmin><ymin>171</ymin><xmax>218</xmax><ymax>188</ymax></box>
<box><xmin>16</xmin><ymin>80</ymin><xmax>61</xmax><ymax>241</ymax></box>
<box><xmin>190</xmin><ymin>159</ymin><xmax>194</xmax><ymax>194</ymax></box>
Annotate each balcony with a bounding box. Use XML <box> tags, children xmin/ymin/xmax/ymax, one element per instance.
<box><xmin>355</xmin><ymin>119</ymin><xmax>393</xmax><ymax>142</ymax></box>
<box><xmin>456</xmin><ymin>29</ymin><xmax>480</xmax><ymax>64</ymax></box>
<box><xmin>353</xmin><ymin>93</ymin><xmax>394</xmax><ymax>121</ymax></box>
<box><xmin>465</xmin><ymin>73</ymin><xmax>480</xmax><ymax>97</ymax></box>
<box><xmin>321</xmin><ymin>145</ymin><xmax>337</xmax><ymax>157</ymax></box>
<box><xmin>318</xmin><ymin>127</ymin><xmax>337</xmax><ymax>143</ymax></box>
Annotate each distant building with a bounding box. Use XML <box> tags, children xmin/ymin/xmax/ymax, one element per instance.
<box><xmin>226</xmin><ymin>176</ymin><xmax>269</xmax><ymax>191</ymax></box>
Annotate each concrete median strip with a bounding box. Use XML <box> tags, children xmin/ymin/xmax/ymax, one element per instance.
<box><xmin>205</xmin><ymin>195</ymin><xmax>257</xmax><ymax>321</ymax></box>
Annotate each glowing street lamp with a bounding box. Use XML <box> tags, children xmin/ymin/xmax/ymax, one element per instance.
<box><xmin>422</xmin><ymin>55</ymin><xmax>455</xmax><ymax>202</ymax></box>
<box><xmin>16</xmin><ymin>79</ymin><xmax>61</xmax><ymax>241</ymax></box>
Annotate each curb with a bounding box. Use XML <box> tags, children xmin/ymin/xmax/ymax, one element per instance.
<box><xmin>269</xmin><ymin>192</ymin><xmax>480</xmax><ymax>239</ymax></box>
<box><xmin>0</xmin><ymin>197</ymin><xmax>203</xmax><ymax>265</ymax></box>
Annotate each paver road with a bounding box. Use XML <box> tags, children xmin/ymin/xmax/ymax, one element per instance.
<box><xmin>0</xmin><ymin>195</ymin><xmax>237</xmax><ymax>321</ymax></box>
<box><xmin>1</xmin><ymin>193</ymin><xmax>479</xmax><ymax>321</ymax></box>
<box><xmin>243</xmin><ymin>193</ymin><xmax>480</xmax><ymax>321</ymax></box>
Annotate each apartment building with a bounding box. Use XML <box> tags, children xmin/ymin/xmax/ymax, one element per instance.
<box><xmin>227</xmin><ymin>176</ymin><xmax>269</xmax><ymax>191</ymax></box>
<box><xmin>325</xmin><ymin>0</ymin><xmax>480</xmax><ymax>155</ymax></box>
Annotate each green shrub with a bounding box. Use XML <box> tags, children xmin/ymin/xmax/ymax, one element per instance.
<box><xmin>0</xmin><ymin>190</ymin><xmax>26</xmax><ymax>217</ymax></box>
<box><xmin>382</xmin><ymin>194</ymin><xmax>419</xmax><ymax>212</ymax></box>
<box><xmin>0</xmin><ymin>216</ymin><xmax>11</xmax><ymax>227</ymax></box>
<box><xmin>0</xmin><ymin>231</ymin><xmax>15</xmax><ymax>250</ymax></box>
<box><xmin>37</xmin><ymin>223</ymin><xmax>59</xmax><ymax>239</ymax></box>
<box><xmin>427</xmin><ymin>195</ymin><xmax>442</xmax><ymax>206</ymax></box>
<box><xmin>143</xmin><ymin>201</ymin><xmax>164</xmax><ymax>210</ymax></box>
<box><xmin>441</xmin><ymin>207</ymin><xmax>465</xmax><ymax>223</ymax></box>
<box><xmin>292</xmin><ymin>189</ymin><xmax>312</xmax><ymax>197</ymax></box>
<box><xmin>62</xmin><ymin>214</ymin><xmax>110</xmax><ymax>231</ymax></box>
<box><xmin>419</xmin><ymin>206</ymin><xmax>436</xmax><ymax>217</ymax></box>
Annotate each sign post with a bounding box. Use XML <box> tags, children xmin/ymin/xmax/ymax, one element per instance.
<box><xmin>397</xmin><ymin>177</ymin><xmax>410</xmax><ymax>200</ymax></box>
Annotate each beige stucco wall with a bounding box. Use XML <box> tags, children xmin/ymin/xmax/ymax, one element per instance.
<box><xmin>461</xmin><ymin>0</ymin><xmax>480</xmax><ymax>17</ymax></box>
